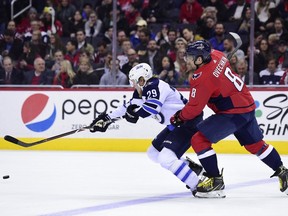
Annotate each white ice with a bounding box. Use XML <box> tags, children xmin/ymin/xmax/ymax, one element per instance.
<box><xmin>0</xmin><ymin>150</ymin><xmax>287</xmax><ymax>216</ymax></box>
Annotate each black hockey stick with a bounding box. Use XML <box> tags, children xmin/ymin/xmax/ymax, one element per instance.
<box><xmin>4</xmin><ymin>117</ymin><xmax>123</xmax><ymax>148</ymax></box>
<box><xmin>227</xmin><ymin>32</ymin><xmax>242</xmax><ymax>60</ymax></box>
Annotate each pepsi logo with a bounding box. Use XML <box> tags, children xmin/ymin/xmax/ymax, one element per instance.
<box><xmin>21</xmin><ymin>93</ymin><xmax>56</xmax><ymax>132</ymax></box>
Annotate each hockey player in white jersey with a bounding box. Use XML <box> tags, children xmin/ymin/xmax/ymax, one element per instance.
<box><xmin>89</xmin><ymin>63</ymin><xmax>204</xmax><ymax>192</ymax></box>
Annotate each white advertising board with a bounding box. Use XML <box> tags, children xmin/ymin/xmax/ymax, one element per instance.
<box><xmin>0</xmin><ymin>89</ymin><xmax>287</xmax><ymax>141</ymax></box>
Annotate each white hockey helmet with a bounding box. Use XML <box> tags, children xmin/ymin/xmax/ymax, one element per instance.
<box><xmin>128</xmin><ymin>63</ymin><xmax>153</xmax><ymax>88</ymax></box>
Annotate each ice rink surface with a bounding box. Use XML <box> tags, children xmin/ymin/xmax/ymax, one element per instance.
<box><xmin>0</xmin><ymin>150</ymin><xmax>287</xmax><ymax>216</ymax></box>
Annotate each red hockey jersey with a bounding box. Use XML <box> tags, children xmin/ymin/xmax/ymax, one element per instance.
<box><xmin>179</xmin><ymin>50</ymin><xmax>256</xmax><ymax>121</ymax></box>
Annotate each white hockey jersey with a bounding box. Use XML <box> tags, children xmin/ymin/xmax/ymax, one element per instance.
<box><xmin>109</xmin><ymin>78</ymin><xmax>187</xmax><ymax>125</ymax></box>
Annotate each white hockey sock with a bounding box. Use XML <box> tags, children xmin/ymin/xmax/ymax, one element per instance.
<box><xmin>169</xmin><ymin>160</ymin><xmax>199</xmax><ymax>190</ymax></box>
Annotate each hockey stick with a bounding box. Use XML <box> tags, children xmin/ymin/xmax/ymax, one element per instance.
<box><xmin>227</xmin><ymin>32</ymin><xmax>242</xmax><ymax>60</ymax></box>
<box><xmin>4</xmin><ymin>116</ymin><xmax>123</xmax><ymax>148</ymax></box>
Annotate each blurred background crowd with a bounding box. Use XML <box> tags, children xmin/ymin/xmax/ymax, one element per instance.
<box><xmin>0</xmin><ymin>0</ymin><xmax>288</xmax><ymax>88</ymax></box>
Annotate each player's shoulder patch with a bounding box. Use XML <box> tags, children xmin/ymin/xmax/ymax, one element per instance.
<box><xmin>192</xmin><ymin>72</ymin><xmax>202</xmax><ymax>80</ymax></box>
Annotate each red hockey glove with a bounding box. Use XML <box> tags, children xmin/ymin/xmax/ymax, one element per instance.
<box><xmin>170</xmin><ymin>110</ymin><xmax>184</xmax><ymax>127</ymax></box>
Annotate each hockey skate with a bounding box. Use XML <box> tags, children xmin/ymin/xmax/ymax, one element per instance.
<box><xmin>194</xmin><ymin>168</ymin><xmax>226</xmax><ymax>198</ymax></box>
<box><xmin>270</xmin><ymin>165</ymin><xmax>288</xmax><ymax>195</ymax></box>
<box><xmin>186</xmin><ymin>156</ymin><xmax>204</xmax><ymax>176</ymax></box>
<box><xmin>185</xmin><ymin>156</ymin><xmax>204</xmax><ymax>194</ymax></box>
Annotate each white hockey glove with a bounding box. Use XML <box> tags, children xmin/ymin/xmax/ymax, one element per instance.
<box><xmin>89</xmin><ymin>113</ymin><xmax>112</xmax><ymax>133</ymax></box>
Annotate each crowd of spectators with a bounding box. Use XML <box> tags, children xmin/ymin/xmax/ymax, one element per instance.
<box><xmin>1</xmin><ymin>0</ymin><xmax>288</xmax><ymax>88</ymax></box>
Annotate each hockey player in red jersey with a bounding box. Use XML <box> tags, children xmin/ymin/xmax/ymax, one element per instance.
<box><xmin>170</xmin><ymin>40</ymin><xmax>288</xmax><ymax>198</ymax></box>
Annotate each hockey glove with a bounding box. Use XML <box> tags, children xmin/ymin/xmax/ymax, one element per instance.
<box><xmin>125</xmin><ymin>104</ymin><xmax>140</xmax><ymax>124</ymax></box>
<box><xmin>89</xmin><ymin>113</ymin><xmax>112</xmax><ymax>133</ymax></box>
<box><xmin>170</xmin><ymin>110</ymin><xmax>184</xmax><ymax>127</ymax></box>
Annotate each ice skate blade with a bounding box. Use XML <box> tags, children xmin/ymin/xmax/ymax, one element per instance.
<box><xmin>283</xmin><ymin>187</ymin><xmax>288</xmax><ymax>195</ymax></box>
<box><xmin>195</xmin><ymin>190</ymin><xmax>226</xmax><ymax>198</ymax></box>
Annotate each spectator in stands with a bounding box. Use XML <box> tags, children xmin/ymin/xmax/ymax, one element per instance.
<box><xmin>50</xmin><ymin>50</ymin><xmax>65</xmax><ymax>75</ymax></box>
<box><xmin>23</xmin><ymin>20</ymin><xmax>49</xmax><ymax>45</ymax></box>
<box><xmin>229</xmin><ymin>54</ymin><xmax>239</xmax><ymax>73</ymax></box>
<box><xmin>135</xmin><ymin>28</ymin><xmax>151</xmax><ymax>57</ymax></box>
<box><xmin>236</xmin><ymin>59</ymin><xmax>260</xmax><ymax>85</ymax></box>
<box><xmin>99</xmin><ymin>58</ymin><xmax>128</xmax><ymax>85</ymax></box>
<box><xmin>130</xmin><ymin>19</ymin><xmax>148</xmax><ymax>48</ymax></box>
<box><xmin>155</xmin><ymin>24</ymin><xmax>169</xmax><ymax>46</ymax></box>
<box><xmin>226</xmin><ymin>0</ymin><xmax>250</xmax><ymax>22</ymax></box>
<box><xmin>223</xmin><ymin>37</ymin><xmax>245</xmax><ymax>61</ymax></box>
<box><xmin>84</xmin><ymin>11</ymin><xmax>103</xmax><ymax>44</ymax></box>
<box><xmin>76</xmin><ymin>29</ymin><xmax>94</xmax><ymax>56</ymax></box>
<box><xmin>268</xmin><ymin>17</ymin><xmax>288</xmax><ymax>42</ymax></box>
<box><xmin>17</xmin><ymin>7</ymin><xmax>39</xmax><ymax>34</ymax></box>
<box><xmin>0</xmin><ymin>29</ymin><xmax>23</xmax><ymax>62</ymax></box>
<box><xmin>203</xmin><ymin>0</ymin><xmax>228</xmax><ymax>22</ymax></box>
<box><xmin>76</xmin><ymin>49</ymin><xmax>97</xmax><ymax>70</ymax></box>
<box><xmin>200</xmin><ymin>6</ymin><xmax>218</xmax><ymax>23</ymax></box>
<box><xmin>17</xmin><ymin>41</ymin><xmax>38</xmax><ymax>72</ymax></box>
<box><xmin>117</xmin><ymin>39</ymin><xmax>132</xmax><ymax>68</ymax></box>
<box><xmin>116</xmin><ymin>30</ymin><xmax>128</xmax><ymax>55</ymax></box>
<box><xmin>5</xmin><ymin>20</ymin><xmax>23</xmax><ymax>41</ymax></box>
<box><xmin>139</xmin><ymin>39</ymin><xmax>163</xmax><ymax>74</ymax></box>
<box><xmin>252</xmin><ymin>38</ymin><xmax>273</xmax><ymax>74</ymax></box>
<box><xmin>64</xmin><ymin>39</ymin><xmax>79</xmax><ymax>68</ymax></box>
<box><xmin>158</xmin><ymin>55</ymin><xmax>178</xmax><ymax>86</ymax></box>
<box><xmin>73</xmin><ymin>56</ymin><xmax>101</xmax><ymax>85</ymax></box>
<box><xmin>29</xmin><ymin>29</ymin><xmax>48</xmax><ymax>58</ymax></box>
<box><xmin>45</xmin><ymin>33</ymin><xmax>66</xmax><ymax>62</ymax></box>
<box><xmin>159</xmin><ymin>28</ymin><xmax>177</xmax><ymax>58</ymax></box>
<box><xmin>274</xmin><ymin>40</ymin><xmax>288</xmax><ymax>70</ymax></box>
<box><xmin>237</xmin><ymin>7</ymin><xmax>262</xmax><ymax>45</ymax></box>
<box><xmin>23</xmin><ymin>57</ymin><xmax>55</xmax><ymax>85</ymax></box>
<box><xmin>68</xmin><ymin>10</ymin><xmax>85</xmax><ymax>38</ymax></box>
<box><xmin>53</xmin><ymin>59</ymin><xmax>75</xmax><ymax>88</ymax></box>
<box><xmin>197</xmin><ymin>15</ymin><xmax>216</xmax><ymax>40</ymax></box>
<box><xmin>0</xmin><ymin>56</ymin><xmax>23</xmax><ymax>85</ymax></box>
<box><xmin>121</xmin><ymin>48</ymin><xmax>139</xmax><ymax>78</ymax></box>
<box><xmin>254</xmin><ymin>0</ymin><xmax>277</xmax><ymax>32</ymax></box>
<box><xmin>174</xmin><ymin>47</ymin><xmax>187</xmax><ymax>83</ymax></box>
<box><xmin>179</xmin><ymin>0</ymin><xmax>203</xmax><ymax>24</ymax></box>
<box><xmin>82</xmin><ymin>3</ymin><xmax>94</xmax><ymax>22</ymax></box>
<box><xmin>40</xmin><ymin>6</ymin><xmax>63</xmax><ymax>36</ymax></box>
<box><xmin>267</xmin><ymin>33</ymin><xmax>280</xmax><ymax>51</ymax></box>
<box><xmin>94</xmin><ymin>41</ymin><xmax>109</xmax><ymax>65</ymax></box>
<box><xmin>56</xmin><ymin>0</ymin><xmax>76</xmax><ymax>37</ymax></box>
<box><xmin>259</xmin><ymin>57</ymin><xmax>285</xmax><ymax>85</ymax></box>
<box><xmin>102</xmin><ymin>26</ymin><xmax>113</xmax><ymax>47</ymax></box>
<box><xmin>209</xmin><ymin>22</ymin><xmax>226</xmax><ymax>51</ymax></box>
<box><xmin>125</xmin><ymin>2</ymin><xmax>141</xmax><ymax>27</ymax></box>
<box><xmin>182</xmin><ymin>27</ymin><xmax>200</xmax><ymax>44</ymax></box>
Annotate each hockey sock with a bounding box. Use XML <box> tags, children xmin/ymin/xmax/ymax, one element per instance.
<box><xmin>258</xmin><ymin>146</ymin><xmax>283</xmax><ymax>171</ymax></box>
<box><xmin>169</xmin><ymin>160</ymin><xmax>199</xmax><ymax>190</ymax></box>
<box><xmin>198</xmin><ymin>149</ymin><xmax>220</xmax><ymax>177</ymax></box>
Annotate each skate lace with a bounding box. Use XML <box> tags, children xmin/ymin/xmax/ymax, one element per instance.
<box><xmin>198</xmin><ymin>177</ymin><xmax>214</xmax><ymax>189</ymax></box>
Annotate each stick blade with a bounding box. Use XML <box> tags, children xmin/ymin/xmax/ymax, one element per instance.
<box><xmin>4</xmin><ymin>135</ymin><xmax>20</xmax><ymax>144</ymax></box>
<box><xmin>229</xmin><ymin>32</ymin><xmax>242</xmax><ymax>47</ymax></box>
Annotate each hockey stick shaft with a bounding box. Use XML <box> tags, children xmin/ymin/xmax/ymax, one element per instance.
<box><xmin>227</xmin><ymin>32</ymin><xmax>242</xmax><ymax>60</ymax></box>
<box><xmin>4</xmin><ymin>117</ymin><xmax>123</xmax><ymax>148</ymax></box>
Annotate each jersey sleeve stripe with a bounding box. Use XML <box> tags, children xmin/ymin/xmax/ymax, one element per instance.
<box><xmin>146</xmin><ymin>99</ymin><xmax>163</xmax><ymax>107</ymax></box>
<box><xmin>143</xmin><ymin>104</ymin><xmax>159</xmax><ymax>114</ymax></box>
